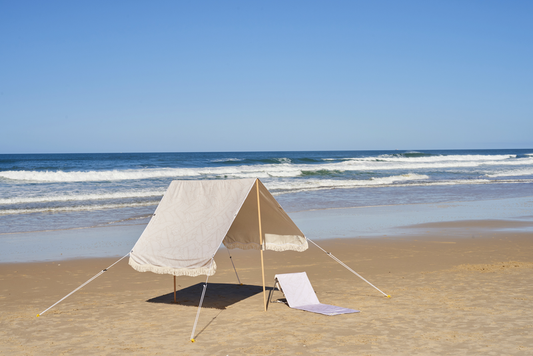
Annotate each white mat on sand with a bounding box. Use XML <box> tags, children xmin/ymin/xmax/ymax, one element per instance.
<box><xmin>274</xmin><ymin>272</ymin><xmax>359</xmax><ymax>316</ymax></box>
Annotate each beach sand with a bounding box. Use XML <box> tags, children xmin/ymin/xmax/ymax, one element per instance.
<box><xmin>1</xmin><ymin>220</ymin><xmax>532</xmax><ymax>355</ymax></box>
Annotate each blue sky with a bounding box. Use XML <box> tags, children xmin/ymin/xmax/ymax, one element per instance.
<box><xmin>1</xmin><ymin>0</ymin><xmax>532</xmax><ymax>153</ymax></box>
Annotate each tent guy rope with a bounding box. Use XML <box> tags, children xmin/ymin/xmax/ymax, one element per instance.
<box><xmin>37</xmin><ymin>252</ymin><xmax>131</xmax><ymax>317</ymax></box>
<box><xmin>307</xmin><ymin>239</ymin><xmax>391</xmax><ymax>298</ymax></box>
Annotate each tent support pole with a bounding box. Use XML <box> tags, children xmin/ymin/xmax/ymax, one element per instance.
<box><xmin>174</xmin><ymin>276</ymin><xmax>177</xmax><ymax>303</ymax></box>
<box><xmin>256</xmin><ymin>180</ymin><xmax>267</xmax><ymax>312</ymax></box>
<box><xmin>227</xmin><ymin>249</ymin><xmax>242</xmax><ymax>285</ymax></box>
<box><xmin>190</xmin><ymin>263</ymin><xmax>212</xmax><ymax>343</ymax></box>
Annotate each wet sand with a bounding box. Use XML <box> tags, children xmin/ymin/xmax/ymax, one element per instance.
<box><xmin>1</xmin><ymin>220</ymin><xmax>533</xmax><ymax>355</ymax></box>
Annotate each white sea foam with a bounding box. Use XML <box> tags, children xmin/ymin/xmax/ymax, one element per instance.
<box><xmin>0</xmin><ymin>165</ymin><xmax>297</xmax><ymax>182</ymax></box>
<box><xmin>266</xmin><ymin>173</ymin><xmax>430</xmax><ymax>192</ymax></box>
<box><xmin>327</xmin><ymin>155</ymin><xmax>533</xmax><ymax>172</ymax></box>
<box><xmin>266</xmin><ymin>177</ymin><xmax>519</xmax><ymax>195</ymax></box>
<box><xmin>0</xmin><ymin>201</ymin><xmax>159</xmax><ymax>216</ymax></box>
<box><xmin>486</xmin><ymin>167</ymin><xmax>533</xmax><ymax>178</ymax></box>
<box><xmin>0</xmin><ymin>190</ymin><xmax>164</xmax><ymax>205</ymax></box>
<box><xmin>0</xmin><ymin>168</ymin><xmax>199</xmax><ymax>182</ymax></box>
<box><xmin>373</xmin><ymin>153</ymin><xmax>516</xmax><ymax>162</ymax></box>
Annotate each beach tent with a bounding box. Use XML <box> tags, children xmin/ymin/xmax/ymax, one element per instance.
<box><xmin>38</xmin><ymin>178</ymin><xmax>388</xmax><ymax>330</ymax></box>
<box><xmin>129</xmin><ymin>178</ymin><xmax>307</xmax><ymax>306</ymax></box>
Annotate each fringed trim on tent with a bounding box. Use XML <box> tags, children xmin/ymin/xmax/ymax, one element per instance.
<box><xmin>223</xmin><ymin>237</ymin><xmax>309</xmax><ymax>252</ymax></box>
<box><xmin>128</xmin><ymin>258</ymin><xmax>217</xmax><ymax>277</ymax></box>
<box><xmin>265</xmin><ymin>240</ymin><xmax>309</xmax><ymax>252</ymax></box>
<box><xmin>264</xmin><ymin>234</ymin><xmax>309</xmax><ymax>252</ymax></box>
<box><xmin>223</xmin><ymin>240</ymin><xmax>261</xmax><ymax>251</ymax></box>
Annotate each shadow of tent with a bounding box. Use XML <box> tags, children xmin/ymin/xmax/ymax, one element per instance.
<box><xmin>147</xmin><ymin>283</ymin><xmax>272</xmax><ymax>310</ymax></box>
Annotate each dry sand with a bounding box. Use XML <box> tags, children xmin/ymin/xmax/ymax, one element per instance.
<box><xmin>1</xmin><ymin>219</ymin><xmax>532</xmax><ymax>355</ymax></box>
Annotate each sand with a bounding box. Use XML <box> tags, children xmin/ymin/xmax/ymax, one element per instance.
<box><xmin>1</xmin><ymin>220</ymin><xmax>533</xmax><ymax>355</ymax></box>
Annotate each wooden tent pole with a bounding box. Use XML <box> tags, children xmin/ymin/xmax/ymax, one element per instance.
<box><xmin>174</xmin><ymin>276</ymin><xmax>177</xmax><ymax>303</ymax></box>
<box><xmin>256</xmin><ymin>179</ymin><xmax>267</xmax><ymax>312</ymax></box>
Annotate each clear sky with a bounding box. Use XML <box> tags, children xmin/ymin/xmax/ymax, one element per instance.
<box><xmin>1</xmin><ymin>0</ymin><xmax>532</xmax><ymax>153</ymax></box>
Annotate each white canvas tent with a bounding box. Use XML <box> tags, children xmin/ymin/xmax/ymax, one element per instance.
<box><xmin>37</xmin><ymin>178</ymin><xmax>309</xmax><ymax>322</ymax></box>
<box><xmin>129</xmin><ymin>178</ymin><xmax>308</xmax><ymax>278</ymax></box>
<box><xmin>37</xmin><ymin>177</ymin><xmax>388</xmax><ymax>340</ymax></box>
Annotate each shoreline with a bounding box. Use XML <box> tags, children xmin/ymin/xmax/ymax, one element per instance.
<box><xmin>2</xmin><ymin>195</ymin><xmax>532</xmax><ymax>263</ymax></box>
<box><xmin>3</xmin><ymin>180</ymin><xmax>532</xmax><ymax>235</ymax></box>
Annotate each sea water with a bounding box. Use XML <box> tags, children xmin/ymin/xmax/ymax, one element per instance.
<box><xmin>1</xmin><ymin>149</ymin><xmax>533</xmax><ymax>235</ymax></box>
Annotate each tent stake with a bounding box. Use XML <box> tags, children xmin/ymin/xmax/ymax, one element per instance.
<box><xmin>256</xmin><ymin>180</ymin><xmax>267</xmax><ymax>312</ymax></box>
<box><xmin>174</xmin><ymin>276</ymin><xmax>177</xmax><ymax>303</ymax></box>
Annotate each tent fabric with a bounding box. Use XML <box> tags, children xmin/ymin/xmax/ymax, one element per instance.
<box><xmin>129</xmin><ymin>179</ymin><xmax>307</xmax><ymax>277</ymax></box>
<box><xmin>274</xmin><ymin>272</ymin><xmax>359</xmax><ymax>316</ymax></box>
<box><xmin>223</xmin><ymin>179</ymin><xmax>307</xmax><ymax>252</ymax></box>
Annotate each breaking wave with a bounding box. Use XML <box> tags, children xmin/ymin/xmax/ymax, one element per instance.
<box><xmin>0</xmin><ymin>201</ymin><xmax>159</xmax><ymax>216</ymax></box>
<box><xmin>1</xmin><ymin>153</ymin><xmax>531</xmax><ymax>183</ymax></box>
<box><xmin>0</xmin><ymin>190</ymin><xmax>164</xmax><ymax>205</ymax></box>
<box><xmin>486</xmin><ymin>167</ymin><xmax>533</xmax><ymax>178</ymax></box>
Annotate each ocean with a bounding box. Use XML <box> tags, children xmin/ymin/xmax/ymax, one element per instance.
<box><xmin>1</xmin><ymin>149</ymin><xmax>533</xmax><ymax>236</ymax></box>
